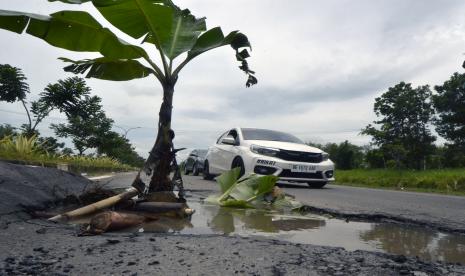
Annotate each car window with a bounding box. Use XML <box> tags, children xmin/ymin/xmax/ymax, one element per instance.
<box><xmin>228</xmin><ymin>129</ymin><xmax>240</xmax><ymax>145</ymax></box>
<box><xmin>241</xmin><ymin>128</ymin><xmax>304</xmax><ymax>144</ymax></box>
<box><xmin>216</xmin><ymin>131</ymin><xmax>229</xmax><ymax>144</ymax></box>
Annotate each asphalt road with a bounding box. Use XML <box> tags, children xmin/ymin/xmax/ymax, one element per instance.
<box><xmin>1</xmin><ymin>165</ymin><xmax>464</xmax><ymax>275</ymax></box>
<box><xmin>94</xmin><ymin>172</ymin><xmax>465</xmax><ymax>233</ymax></box>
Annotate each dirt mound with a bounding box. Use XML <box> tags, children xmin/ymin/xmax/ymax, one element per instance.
<box><xmin>0</xmin><ymin>161</ymin><xmax>94</xmax><ymax>224</ymax></box>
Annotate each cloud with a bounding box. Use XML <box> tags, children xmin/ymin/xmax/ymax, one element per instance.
<box><xmin>1</xmin><ymin>0</ymin><xmax>465</xmax><ymax>158</ymax></box>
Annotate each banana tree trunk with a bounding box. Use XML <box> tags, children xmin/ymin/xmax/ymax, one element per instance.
<box><xmin>145</xmin><ymin>81</ymin><xmax>176</xmax><ymax>193</ymax></box>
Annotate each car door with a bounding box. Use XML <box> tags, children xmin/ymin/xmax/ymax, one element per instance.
<box><xmin>208</xmin><ymin>131</ymin><xmax>228</xmax><ymax>173</ymax></box>
<box><xmin>217</xmin><ymin>129</ymin><xmax>240</xmax><ymax>172</ymax></box>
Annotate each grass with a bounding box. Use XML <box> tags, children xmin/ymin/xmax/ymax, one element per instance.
<box><xmin>335</xmin><ymin>169</ymin><xmax>465</xmax><ymax>196</ymax></box>
<box><xmin>0</xmin><ymin>135</ymin><xmax>135</xmax><ymax>173</ymax></box>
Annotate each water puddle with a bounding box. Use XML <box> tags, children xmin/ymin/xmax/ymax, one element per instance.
<box><xmin>69</xmin><ymin>200</ymin><xmax>465</xmax><ymax>264</ymax></box>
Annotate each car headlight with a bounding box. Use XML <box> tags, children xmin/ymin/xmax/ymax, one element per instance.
<box><xmin>322</xmin><ymin>152</ymin><xmax>329</xmax><ymax>161</ymax></box>
<box><xmin>250</xmin><ymin>145</ymin><xmax>280</xmax><ymax>157</ymax></box>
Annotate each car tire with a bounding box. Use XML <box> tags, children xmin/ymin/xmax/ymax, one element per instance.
<box><xmin>307</xmin><ymin>181</ymin><xmax>327</xmax><ymax>189</ymax></box>
<box><xmin>193</xmin><ymin>163</ymin><xmax>200</xmax><ymax>176</ymax></box>
<box><xmin>203</xmin><ymin>160</ymin><xmax>214</xmax><ymax>180</ymax></box>
<box><xmin>231</xmin><ymin>157</ymin><xmax>245</xmax><ymax>178</ymax></box>
<box><xmin>184</xmin><ymin>165</ymin><xmax>190</xmax><ymax>175</ymax></box>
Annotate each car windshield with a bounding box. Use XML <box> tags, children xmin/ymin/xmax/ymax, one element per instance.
<box><xmin>241</xmin><ymin>128</ymin><xmax>304</xmax><ymax>144</ymax></box>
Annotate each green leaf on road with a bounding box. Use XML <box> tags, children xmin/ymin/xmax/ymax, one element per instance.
<box><xmin>207</xmin><ymin>169</ymin><xmax>300</xmax><ymax>211</ymax></box>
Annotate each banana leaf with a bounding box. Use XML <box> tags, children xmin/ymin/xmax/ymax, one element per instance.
<box><xmin>205</xmin><ymin>168</ymin><xmax>302</xmax><ymax>210</ymax></box>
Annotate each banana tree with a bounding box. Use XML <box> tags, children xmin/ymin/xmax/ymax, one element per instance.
<box><xmin>0</xmin><ymin>0</ymin><xmax>256</xmax><ymax>193</ymax></box>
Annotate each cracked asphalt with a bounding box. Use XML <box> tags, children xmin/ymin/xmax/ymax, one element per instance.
<box><xmin>1</xmin><ymin>163</ymin><xmax>465</xmax><ymax>275</ymax></box>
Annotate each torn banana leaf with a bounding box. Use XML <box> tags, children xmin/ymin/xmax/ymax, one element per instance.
<box><xmin>205</xmin><ymin>168</ymin><xmax>303</xmax><ymax>210</ymax></box>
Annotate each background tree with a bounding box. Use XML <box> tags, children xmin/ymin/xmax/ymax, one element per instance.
<box><xmin>36</xmin><ymin>136</ymin><xmax>65</xmax><ymax>154</ymax></box>
<box><xmin>0</xmin><ymin>0</ymin><xmax>256</xmax><ymax>194</ymax></box>
<box><xmin>52</xmin><ymin>114</ymin><xmax>112</xmax><ymax>155</ymax></box>
<box><xmin>433</xmin><ymin>72</ymin><xmax>465</xmax><ymax>167</ymax></box>
<box><xmin>48</xmin><ymin>77</ymin><xmax>145</xmax><ymax>163</ymax></box>
<box><xmin>97</xmin><ymin>131</ymin><xmax>145</xmax><ymax>167</ymax></box>
<box><xmin>364</xmin><ymin>147</ymin><xmax>386</xmax><ymax>168</ymax></box>
<box><xmin>307</xmin><ymin>140</ymin><xmax>364</xmax><ymax>170</ymax></box>
<box><xmin>0</xmin><ymin>124</ymin><xmax>17</xmax><ymax>139</ymax></box>
<box><xmin>41</xmin><ymin>77</ymin><xmax>112</xmax><ymax>155</ymax></box>
<box><xmin>324</xmin><ymin>141</ymin><xmax>364</xmax><ymax>170</ymax></box>
<box><xmin>0</xmin><ymin>64</ymin><xmax>53</xmax><ymax>136</ymax></box>
<box><xmin>361</xmin><ymin>82</ymin><xmax>436</xmax><ymax>169</ymax></box>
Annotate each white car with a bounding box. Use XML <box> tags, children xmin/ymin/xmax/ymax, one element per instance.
<box><xmin>203</xmin><ymin>127</ymin><xmax>335</xmax><ymax>188</ymax></box>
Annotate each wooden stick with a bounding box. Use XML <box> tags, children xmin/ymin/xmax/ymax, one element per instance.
<box><xmin>48</xmin><ymin>187</ymin><xmax>139</xmax><ymax>222</ymax></box>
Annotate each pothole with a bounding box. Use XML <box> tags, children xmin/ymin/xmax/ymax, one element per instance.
<box><xmin>60</xmin><ymin>197</ymin><xmax>465</xmax><ymax>265</ymax></box>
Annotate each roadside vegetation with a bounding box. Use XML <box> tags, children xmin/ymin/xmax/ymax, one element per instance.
<box><xmin>309</xmin><ymin>72</ymin><xmax>465</xmax><ymax>195</ymax></box>
<box><xmin>0</xmin><ymin>65</ymin><xmax>144</xmax><ymax>170</ymax></box>
<box><xmin>0</xmin><ymin>134</ymin><xmax>133</xmax><ymax>172</ymax></box>
<box><xmin>335</xmin><ymin>169</ymin><xmax>465</xmax><ymax>195</ymax></box>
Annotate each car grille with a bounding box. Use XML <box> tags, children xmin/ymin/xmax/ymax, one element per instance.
<box><xmin>276</xmin><ymin>150</ymin><xmax>323</xmax><ymax>163</ymax></box>
<box><xmin>279</xmin><ymin>170</ymin><xmax>323</xmax><ymax>179</ymax></box>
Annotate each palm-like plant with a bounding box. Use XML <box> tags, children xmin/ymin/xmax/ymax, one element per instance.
<box><xmin>0</xmin><ymin>0</ymin><xmax>256</xmax><ymax>193</ymax></box>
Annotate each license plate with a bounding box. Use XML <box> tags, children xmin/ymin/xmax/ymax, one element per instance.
<box><xmin>291</xmin><ymin>164</ymin><xmax>316</xmax><ymax>173</ymax></box>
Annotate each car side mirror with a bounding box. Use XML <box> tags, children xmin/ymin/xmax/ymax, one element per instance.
<box><xmin>222</xmin><ymin>136</ymin><xmax>237</xmax><ymax>145</ymax></box>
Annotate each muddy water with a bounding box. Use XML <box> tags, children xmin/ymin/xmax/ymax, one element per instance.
<box><xmin>71</xmin><ymin>201</ymin><xmax>465</xmax><ymax>264</ymax></box>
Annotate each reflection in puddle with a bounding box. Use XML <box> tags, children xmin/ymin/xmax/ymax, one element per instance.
<box><xmin>70</xmin><ymin>201</ymin><xmax>465</xmax><ymax>264</ymax></box>
<box><xmin>360</xmin><ymin>224</ymin><xmax>465</xmax><ymax>263</ymax></box>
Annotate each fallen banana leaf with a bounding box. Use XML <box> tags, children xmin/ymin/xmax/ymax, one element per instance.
<box><xmin>81</xmin><ymin>211</ymin><xmax>147</xmax><ymax>235</ymax></box>
<box><xmin>206</xmin><ymin>168</ymin><xmax>303</xmax><ymax>210</ymax></box>
<box><xmin>48</xmin><ymin>187</ymin><xmax>139</xmax><ymax>222</ymax></box>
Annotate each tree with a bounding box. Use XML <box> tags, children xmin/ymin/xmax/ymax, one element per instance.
<box><xmin>307</xmin><ymin>140</ymin><xmax>364</xmax><ymax>170</ymax></box>
<box><xmin>433</xmin><ymin>72</ymin><xmax>465</xmax><ymax>167</ymax></box>
<box><xmin>37</xmin><ymin>136</ymin><xmax>65</xmax><ymax>154</ymax></box>
<box><xmin>47</xmin><ymin>77</ymin><xmax>144</xmax><ymax>164</ymax></box>
<box><xmin>0</xmin><ymin>64</ymin><xmax>53</xmax><ymax>136</ymax></box>
<box><xmin>364</xmin><ymin>147</ymin><xmax>385</xmax><ymax>169</ymax></box>
<box><xmin>40</xmin><ymin>77</ymin><xmax>113</xmax><ymax>155</ymax></box>
<box><xmin>324</xmin><ymin>141</ymin><xmax>364</xmax><ymax>170</ymax></box>
<box><xmin>40</xmin><ymin>77</ymin><xmax>94</xmax><ymax>119</ymax></box>
<box><xmin>361</xmin><ymin>82</ymin><xmax>436</xmax><ymax>169</ymax></box>
<box><xmin>97</xmin><ymin>131</ymin><xmax>145</xmax><ymax>167</ymax></box>
<box><xmin>0</xmin><ymin>0</ymin><xmax>256</xmax><ymax>193</ymax></box>
<box><xmin>51</xmin><ymin>97</ymin><xmax>114</xmax><ymax>155</ymax></box>
<box><xmin>0</xmin><ymin>124</ymin><xmax>17</xmax><ymax>139</ymax></box>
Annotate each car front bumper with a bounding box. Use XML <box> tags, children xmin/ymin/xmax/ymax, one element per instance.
<box><xmin>244</xmin><ymin>154</ymin><xmax>335</xmax><ymax>183</ymax></box>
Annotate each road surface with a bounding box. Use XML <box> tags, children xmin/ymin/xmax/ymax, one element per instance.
<box><xmin>1</xmin><ymin>163</ymin><xmax>464</xmax><ymax>275</ymax></box>
<box><xmin>94</xmin><ymin>172</ymin><xmax>465</xmax><ymax>233</ymax></box>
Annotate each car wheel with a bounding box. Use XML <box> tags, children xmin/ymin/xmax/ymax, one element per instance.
<box><xmin>203</xmin><ymin>160</ymin><xmax>214</xmax><ymax>180</ymax></box>
<box><xmin>231</xmin><ymin>157</ymin><xmax>245</xmax><ymax>178</ymax></box>
<box><xmin>193</xmin><ymin>163</ymin><xmax>200</xmax><ymax>176</ymax></box>
<box><xmin>184</xmin><ymin>165</ymin><xmax>190</xmax><ymax>175</ymax></box>
<box><xmin>307</xmin><ymin>181</ymin><xmax>327</xmax><ymax>189</ymax></box>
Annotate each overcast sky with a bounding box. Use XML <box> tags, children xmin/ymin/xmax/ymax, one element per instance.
<box><xmin>1</xmin><ymin>0</ymin><xmax>465</xmax><ymax>159</ymax></box>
